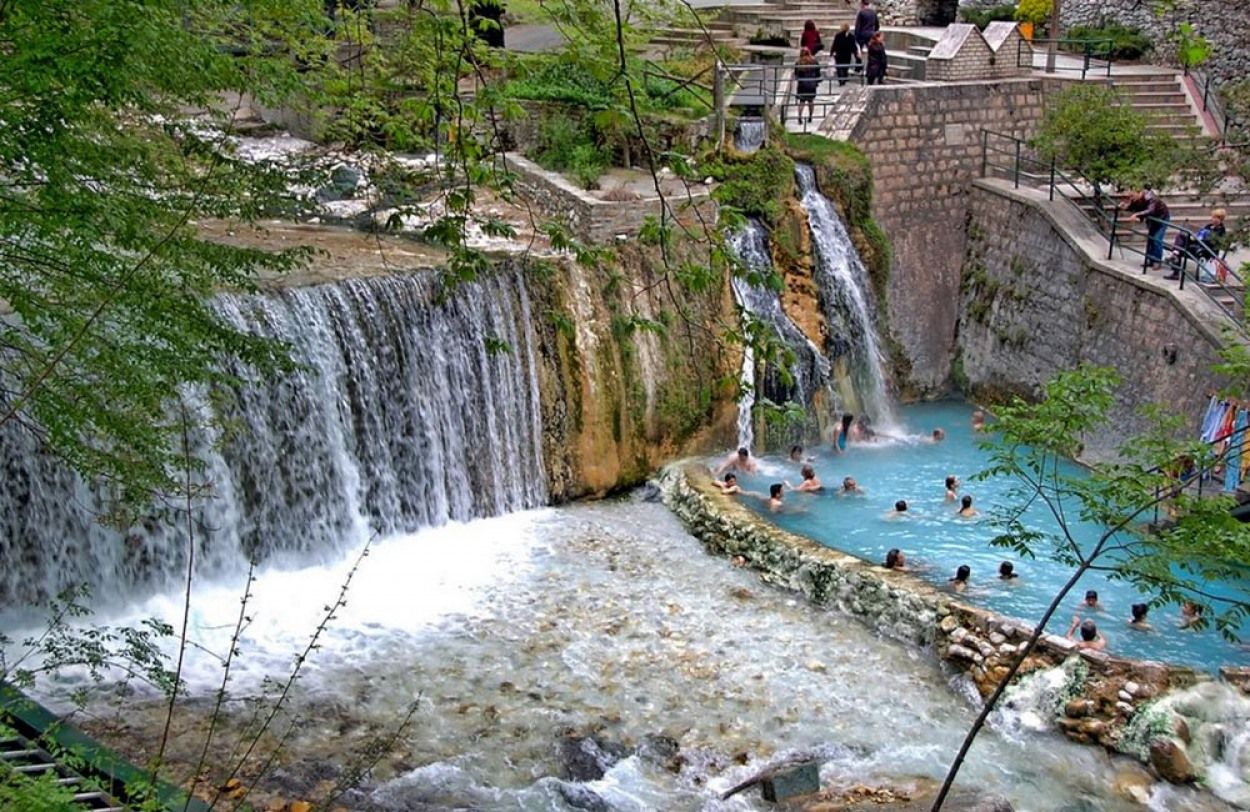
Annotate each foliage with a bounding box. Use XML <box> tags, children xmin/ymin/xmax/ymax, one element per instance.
<box><xmin>531</xmin><ymin>115</ymin><xmax>610</xmax><ymax>189</ymax></box>
<box><xmin>1031</xmin><ymin>84</ymin><xmax>1178</xmax><ymax>191</ymax></box>
<box><xmin>1064</xmin><ymin>24</ymin><xmax>1152</xmax><ymax>60</ymax></box>
<box><xmin>0</xmin><ymin>764</ymin><xmax>80</xmax><ymax>811</ymax></box>
<box><xmin>506</xmin><ymin>57</ymin><xmax>616</xmax><ymax>109</ymax></box>
<box><xmin>1171</xmin><ymin>21</ymin><xmax>1211</xmax><ymax>70</ymax></box>
<box><xmin>959</xmin><ymin>4</ymin><xmax>1017</xmax><ymax>29</ymax></box>
<box><xmin>0</xmin><ymin>0</ymin><xmax>329</xmax><ymax>514</ymax></box>
<box><xmin>1014</xmin><ymin>0</ymin><xmax>1053</xmax><ymax>26</ymax></box>
<box><xmin>703</xmin><ymin>144</ymin><xmax>797</xmax><ymax>225</ymax></box>
<box><xmin>748</xmin><ymin>29</ymin><xmax>790</xmax><ymax>47</ymax></box>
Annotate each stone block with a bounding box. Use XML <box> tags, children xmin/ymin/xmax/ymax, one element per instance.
<box><xmin>760</xmin><ymin>761</ymin><xmax>820</xmax><ymax>802</ymax></box>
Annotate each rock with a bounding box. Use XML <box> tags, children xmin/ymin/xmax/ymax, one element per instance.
<box><xmin>1116</xmin><ymin>701</ymin><xmax>1135</xmax><ymax>716</ymax></box>
<box><xmin>316</xmin><ymin>164</ymin><xmax>365</xmax><ymax>202</ymax></box>
<box><xmin>1174</xmin><ymin>716</ymin><xmax>1191</xmax><ymax>744</ymax></box>
<box><xmin>1124</xmin><ymin>680</ymin><xmax>1140</xmax><ymax>696</ymax></box>
<box><xmin>636</xmin><ymin>734</ymin><xmax>681</xmax><ymax>772</ymax></box>
<box><xmin>1118</xmin><ymin>690</ymin><xmax>1133</xmax><ymax>702</ymax></box>
<box><xmin>946</xmin><ymin>644</ymin><xmax>977</xmax><ymax>662</ymax></box>
<box><xmin>989</xmin><ymin>632</ymin><xmax>1006</xmax><ymax>645</ymax></box>
<box><xmin>557</xmin><ymin>735</ymin><xmax>629</xmax><ymax>782</ymax></box>
<box><xmin>806</xmin><ymin>659</ymin><xmax>828</xmax><ymax>673</ymax></box>
<box><xmin>1064</xmin><ymin>699</ymin><xmax>1093</xmax><ymax>718</ymax></box>
<box><xmin>555</xmin><ymin>783</ymin><xmax>612</xmax><ymax>812</ymax></box>
<box><xmin>1149</xmin><ymin>738</ymin><xmax>1197</xmax><ymax>784</ymax></box>
<box><xmin>1111</xmin><ymin>762</ymin><xmax>1154</xmax><ymax>804</ymax></box>
<box><xmin>288</xmin><ymin>803</ymin><xmax>312</xmax><ymax>812</ymax></box>
<box><xmin>950</xmin><ymin>626</ymin><xmax>969</xmax><ymax>643</ymax></box>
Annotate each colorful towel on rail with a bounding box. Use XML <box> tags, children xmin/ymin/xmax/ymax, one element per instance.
<box><xmin>1226</xmin><ymin>409</ymin><xmax>1248</xmax><ymax>492</ymax></box>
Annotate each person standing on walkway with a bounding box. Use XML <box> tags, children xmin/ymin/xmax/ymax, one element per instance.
<box><xmin>800</xmin><ymin>20</ymin><xmax>823</xmax><ymax>55</ymax></box>
<box><xmin>865</xmin><ymin>31</ymin><xmax>887</xmax><ymax>85</ymax></box>
<box><xmin>1122</xmin><ymin>188</ymin><xmax>1171</xmax><ymax>269</ymax></box>
<box><xmin>830</xmin><ymin>22</ymin><xmax>860</xmax><ymax>86</ymax></box>
<box><xmin>854</xmin><ymin>0</ymin><xmax>879</xmax><ymax>51</ymax></box>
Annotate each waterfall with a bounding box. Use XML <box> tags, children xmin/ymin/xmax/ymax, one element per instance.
<box><xmin>0</xmin><ymin>269</ymin><xmax>546</xmax><ymax>609</ymax></box>
<box><xmin>734</xmin><ymin>118</ymin><xmax>766</xmax><ymax>154</ymax></box>
<box><xmin>794</xmin><ymin>164</ymin><xmax>895</xmax><ymax>427</ymax></box>
<box><xmin>728</xmin><ymin>220</ymin><xmax>831</xmax><ymax>450</ymax></box>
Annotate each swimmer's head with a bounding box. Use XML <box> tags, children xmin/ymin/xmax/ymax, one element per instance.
<box><xmin>999</xmin><ymin>561</ymin><xmax>1015</xmax><ymax>578</ymax></box>
<box><xmin>801</xmin><ymin>464</ymin><xmax>815</xmax><ymax>480</ymax></box>
<box><xmin>769</xmin><ymin>483</ymin><xmax>783</xmax><ymax>499</ymax></box>
<box><xmin>737</xmin><ymin>447</ymin><xmax>750</xmax><ymax>459</ymax></box>
<box><xmin>1131</xmin><ymin>603</ymin><xmax>1149</xmax><ymax>622</ymax></box>
<box><xmin>1080</xmin><ymin>620</ymin><xmax>1098</xmax><ymax>642</ymax></box>
<box><xmin>723</xmin><ymin>473</ymin><xmax>737</xmax><ymax>484</ymax></box>
<box><xmin>961</xmin><ymin>494</ymin><xmax>973</xmax><ymax>510</ymax></box>
<box><xmin>1084</xmin><ymin>590</ymin><xmax>1099</xmax><ymax>606</ymax></box>
<box><xmin>894</xmin><ymin>499</ymin><xmax>908</xmax><ymax>512</ymax></box>
<box><xmin>945</xmin><ymin>475</ymin><xmax>957</xmax><ymax>490</ymax></box>
<box><xmin>789</xmin><ymin>445</ymin><xmax>803</xmax><ymax>460</ymax></box>
<box><xmin>932</xmin><ymin>428</ymin><xmax>945</xmax><ymax>441</ymax></box>
<box><xmin>884</xmin><ymin>548</ymin><xmax>903</xmax><ymax>569</ymax></box>
<box><xmin>953</xmin><ymin>564</ymin><xmax>970</xmax><ymax>582</ymax></box>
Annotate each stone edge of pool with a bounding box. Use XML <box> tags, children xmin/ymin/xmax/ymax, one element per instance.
<box><xmin>659</xmin><ymin>462</ymin><xmax>1250</xmax><ymax>785</ymax></box>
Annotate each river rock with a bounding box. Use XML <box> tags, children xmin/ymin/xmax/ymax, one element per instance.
<box><xmin>557</xmin><ymin>734</ymin><xmax>630</xmax><ymax>782</ymax></box>
<box><xmin>555</xmin><ymin>782</ymin><xmax>612</xmax><ymax>812</ymax></box>
<box><xmin>1148</xmin><ymin>738</ymin><xmax>1197</xmax><ymax>784</ymax></box>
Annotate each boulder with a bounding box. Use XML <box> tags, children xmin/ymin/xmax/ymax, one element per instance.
<box><xmin>556</xmin><ymin>735</ymin><xmax>630</xmax><ymax>782</ymax></box>
<box><xmin>1148</xmin><ymin>738</ymin><xmax>1197</xmax><ymax>784</ymax></box>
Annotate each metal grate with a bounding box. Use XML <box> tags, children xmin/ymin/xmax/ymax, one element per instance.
<box><xmin>0</xmin><ymin>731</ymin><xmax>127</xmax><ymax>811</ymax></box>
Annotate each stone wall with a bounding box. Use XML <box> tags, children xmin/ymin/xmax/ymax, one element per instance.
<box><xmin>827</xmin><ymin>78</ymin><xmax>1069</xmax><ymax>395</ymax></box>
<box><xmin>1057</xmin><ymin>0</ymin><xmax>1250</xmax><ymax>89</ymax></box>
<box><xmin>659</xmin><ymin>463</ymin><xmax>1250</xmax><ymax>782</ymax></box>
<box><xmin>925</xmin><ymin>24</ymin><xmax>1031</xmax><ymax>83</ymax></box>
<box><xmin>957</xmin><ymin>180</ymin><xmax>1229</xmax><ymax>459</ymax></box>
<box><xmin>508</xmin><ymin>153</ymin><xmax>716</xmax><ymax>245</ymax></box>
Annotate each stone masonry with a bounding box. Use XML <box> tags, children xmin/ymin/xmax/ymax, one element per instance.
<box><xmin>1058</xmin><ymin>0</ymin><xmax>1250</xmax><ymax>89</ymax></box>
<box><xmin>925</xmin><ymin>23</ymin><xmax>1033</xmax><ymax>83</ymax></box>
<box><xmin>957</xmin><ymin>180</ymin><xmax>1229</xmax><ymax>459</ymax></box>
<box><xmin>829</xmin><ymin>78</ymin><xmax>1073</xmax><ymax>394</ymax></box>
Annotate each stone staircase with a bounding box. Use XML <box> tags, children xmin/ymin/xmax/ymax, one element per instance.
<box><xmin>1108</xmin><ymin>73</ymin><xmax>1207</xmax><ymax>141</ymax></box>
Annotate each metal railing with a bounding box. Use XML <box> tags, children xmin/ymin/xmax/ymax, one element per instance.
<box><xmin>1016</xmin><ymin>38</ymin><xmax>1114</xmax><ymax>80</ymax></box>
<box><xmin>980</xmin><ymin>129</ymin><xmax>1247</xmax><ymax>334</ymax></box>
<box><xmin>1189</xmin><ymin>68</ymin><xmax>1243</xmax><ymax>146</ymax></box>
<box><xmin>717</xmin><ymin>60</ymin><xmax>903</xmax><ymax>136</ymax></box>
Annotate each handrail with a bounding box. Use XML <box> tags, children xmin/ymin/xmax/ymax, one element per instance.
<box><xmin>1016</xmin><ymin>37</ymin><xmax>1115</xmax><ymax>80</ymax></box>
<box><xmin>979</xmin><ymin>128</ymin><xmax>1248</xmax><ymax>337</ymax></box>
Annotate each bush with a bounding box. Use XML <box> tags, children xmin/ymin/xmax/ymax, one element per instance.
<box><xmin>1014</xmin><ymin>0</ymin><xmax>1052</xmax><ymax>26</ymax></box>
<box><xmin>531</xmin><ymin>115</ymin><xmax>608</xmax><ymax>189</ymax></box>
<box><xmin>748</xmin><ymin>29</ymin><xmax>789</xmax><ymax>47</ymax></box>
<box><xmin>506</xmin><ymin>58</ymin><xmax>614</xmax><ymax>109</ymax></box>
<box><xmin>1064</xmin><ymin>23</ymin><xmax>1152</xmax><ymax>60</ymax></box>
<box><xmin>959</xmin><ymin>4</ymin><xmax>1016</xmax><ymax>29</ymax></box>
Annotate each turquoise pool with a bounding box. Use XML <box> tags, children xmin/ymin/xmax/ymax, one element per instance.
<box><xmin>729</xmin><ymin>401</ymin><xmax>1249</xmax><ymax>670</ymax></box>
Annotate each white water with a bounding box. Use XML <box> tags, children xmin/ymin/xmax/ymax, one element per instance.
<box><xmin>19</xmin><ymin>500</ymin><xmax>1236</xmax><ymax>811</ymax></box>
<box><xmin>0</xmin><ymin>270</ymin><xmax>546</xmax><ymax>609</ymax></box>
<box><xmin>795</xmin><ymin>164</ymin><xmax>895</xmax><ymax>428</ymax></box>
<box><xmin>734</xmin><ymin>119</ymin><xmax>766</xmax><ymax>154</ymax></box>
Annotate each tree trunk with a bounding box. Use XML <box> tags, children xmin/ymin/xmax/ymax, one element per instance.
<box><xmin>1045</xmin><ymin>0</ymin><xmax>1062</xmax><ymax>73</ymax></box>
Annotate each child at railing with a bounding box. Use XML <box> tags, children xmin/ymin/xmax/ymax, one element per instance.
<box><xmin>1164</xmin><ymin>208</ymin><xmax>1228</xmax><ymax>283</ymax></box>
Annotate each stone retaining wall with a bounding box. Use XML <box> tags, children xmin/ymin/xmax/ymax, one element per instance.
<box><xmin>508</xmin><ymin>153</ymin><xmax>716</xmax><ymax>244</ymax></box>
<box><xmin>659</xmin><ymin>462</ymin><xmax>1249</xmax><ymax>782</ymax></box>
<box><xmin>957</xmin><ymin>179</ymin><xmax>1230</xmax><ymax>460</ymax></box>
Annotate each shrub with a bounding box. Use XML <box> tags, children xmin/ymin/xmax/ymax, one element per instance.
<box><xmin>531</xmin><ymin>115</ymin><xmax>608</xmax><ymax>189</ymax></box>
<box><xmin>959</xmin><ymin>4</ymin><xmax>1016</xmax><ymax>29</ymax></box>
<box><xmin>748</xmin><ymin>28</ymin><xmax>789</xmax><ymax>47</ymax></box>
<box><xmin>1065</xmin><ymin>23</ymin><xmax>1152</xmax><ymax>60</ymax></box>
<box><xmin>506</xmin><ymin>58</ymin><xmax>614</xmax><ymax>109</ymax></box>
<box><xmin>1014</xmin><ymin>0</ymin><xmax>1052</xmax><ymax>26</ymax></box>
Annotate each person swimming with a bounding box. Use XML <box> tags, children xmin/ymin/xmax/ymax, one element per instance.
<box><xmin>834</xmin><ymin>413</ymin><xmax>854</xmax><ymax>453</ymax></box>
<box><xmin>840</xmin><ymin>476</ymin><xmax>864</xmax><ymax>496</ymax></box>
<box><xmin>1180</xmin><ymin>601</ymin><xmax>1204</xmax><ymax>629</ymax></box>
<box><xmin>998</xmin><ymin>561</ymin><xmax>1018</xmax><ymax>580</ymax></box>
<box><xmin>1067</xmin><ymin>615</ymin><xmax>1106</xmax><ymax>651</ymax></box>
<box><xmin>1079</xmin><ymin>590</ymin><xmax>1103</xmax><ymax>612</ymax></box>
<box><xmin>717</xmin><ymin>446</ymin><xmax>759</xmax><ymax>475</ymax></box>
<box><xmin>957</xmin><ymin>494</ymin><xmax>977</xmax><ymax>518</ymax></box>
<box><xmin>1128</xmin><ymin>602</ymin><xmax>1152</xmax><ymax>632</ymax></box>
<box><xmin>972</xmin><ymin>410</ymin><xmax>986</xmax><ymax>432</ymax></box>
<box><xmin>882</xmin><ymin>499</ymin><xmax>909</xmax><ymax>520</ymax></box>
<box><xmin>788</xmin><ymin>464</ymin><xmax>823</xmax><ymax>493</ymax></box>
<box><xmin>789</xmin><ymin>444</ymin><xmax>807</xmax><ymax>463</ymax></box>
<box><xmin>767</xmin><ymin>482</ymin><xmax>784</xmax><ymax>512</ymax></box>
<box><xmin>713</xmin><ymin>472</ymin><xmax>741</xmax><ymax>495</ymax></box>
<box><xmin>883</xmin><ymin>548</ymin><xmax>909</xmax><ymax>571</ymax></box>
<box><xmin>931</xmin><ymin>428</ymin><xmax>945</xmax><ymax>442</ymax></box>
<box><xmin>949</xmin><ymin>564</ymin><xmax>970</xmax><ymax>592</ymax></box>
<box><xmin>944</xmin><ymin>475</ymin><xmax>959</xmax><ymax>501</ymax></box>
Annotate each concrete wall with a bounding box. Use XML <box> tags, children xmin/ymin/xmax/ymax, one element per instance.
<box><xmin>957</xmin><ymin>180</ymin><xmax>1230</xmax><ymax>459</ymax></box>
<box><xmin>830</xmin><ymin>78</ymin><xmax>1064</xmax><ymax>395</ymax></box>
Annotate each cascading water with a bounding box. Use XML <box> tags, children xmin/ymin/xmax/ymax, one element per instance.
<box><xmin>729</xmin><ymin>220</ymin><xmax>831</xmax><ymax>450</ymax></box>
<box><xmin>0</xmin><ymin>269</ymin><xmax>546</xmax><ymax>608</ymax></box>
<box><xmin>795</xmin><ymin>164</ymin><xmax>895</xmax><ymax>427</ymax></box>
<box><xmin>734</xmin><ymin>118</ymin><xmax>766</xmax><ymax>154</ymax></box>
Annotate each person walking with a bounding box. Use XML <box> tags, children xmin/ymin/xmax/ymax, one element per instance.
<box><xmin>854</xmin><ymin>0</ymin><xmax>879</xmax><ymax>51</ymax></box>
<box><xmin>794</xmin><ymin>47</ymin><xmax>822</xmax><ymax>126</ymax></box>
<box><xmin>830</xmin><ymin>22</ymin><xmax>860</xmax><ymax>86</ymax></box>
<box><xmin>865</xmin><ymin>31</ymin><xmax>887</xmax><ymax>85</ymax></box>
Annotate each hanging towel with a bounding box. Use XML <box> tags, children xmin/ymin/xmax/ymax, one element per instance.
<box><xmin>1218</xmin><ymin>403</ymin><xmax>1236</xmax><ymax>442</ymax></box>
<box><xmin>1204</xmin><ymin>400</ymin><xmax>1229</xmax><ymax>443</ymax></box>
<box><xmin>1200</xmin><ymin>395</ymin><xmax>1221</xmax><ymax>442</ymax></box>
<box><xmin>1225</xmin><ymin>409</ymin><xmax>1248</xmax><ymax>492</ymax></box>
